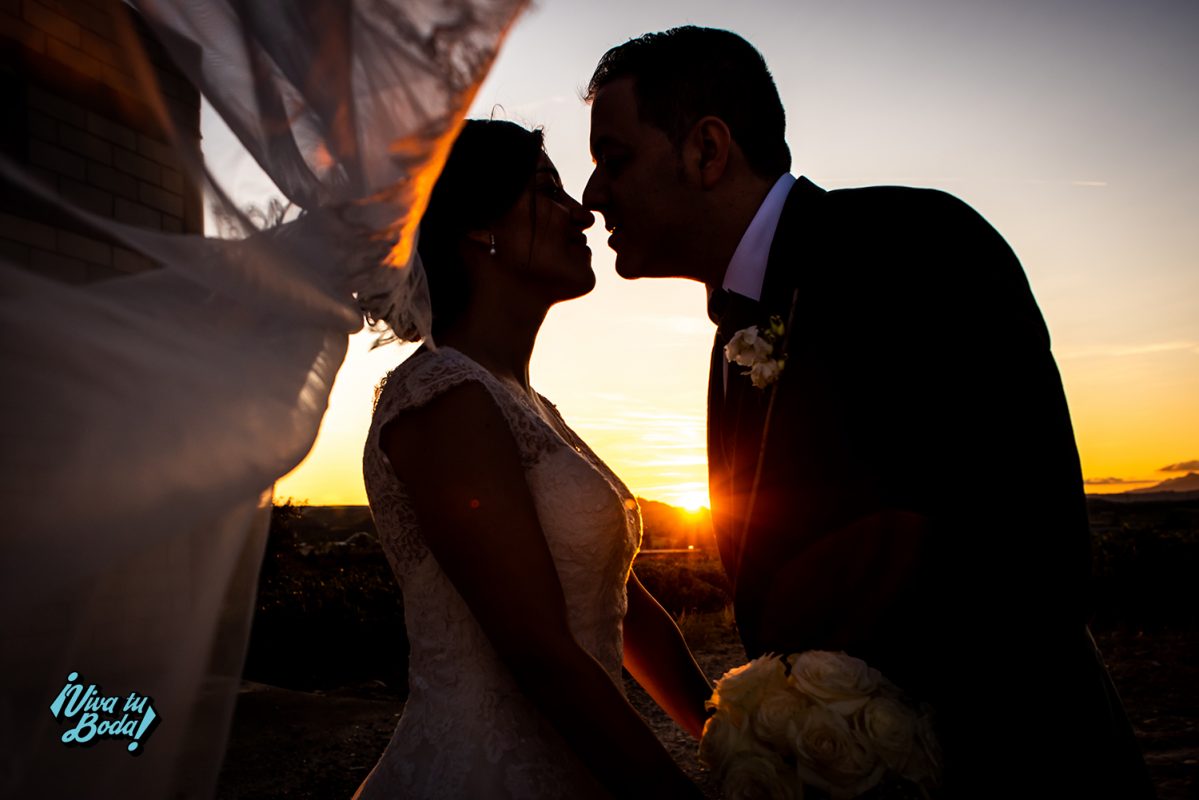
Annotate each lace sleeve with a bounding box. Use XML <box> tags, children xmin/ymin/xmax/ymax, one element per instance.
<box><xmin>363</xmin><ymin>348</ymin><xmax>562</xmax><ymax>572</ymax></box>
<box><xmin>368</xmin><ymin>348</ymin><xmax>559</xmax><ymax>473</ymax></box>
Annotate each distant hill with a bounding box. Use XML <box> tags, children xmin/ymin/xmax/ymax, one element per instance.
<box><xmin>1095</xmin><ymin>490</ymin><xmax>1199</xmax><ymax>504</ymax></box>
<box><xmin>1127</xmin><ymin>471</ymin><xmax>1199</xmax><ymax>495</ymax></box>
<box><xmin>274</xmin><ymin>499</ymin><xmax>720</xmax><ymax>551</ymax></box>
<box><xmin>636</xmin><ymin>498</ymin><xmax>717</xmax><ymax>551</ymax></box>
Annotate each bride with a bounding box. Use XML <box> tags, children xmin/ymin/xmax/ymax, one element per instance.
<box><xmin>356</xmin><ymin>119</ymin><xmax>712</xmax><ymax>799</ymax></box>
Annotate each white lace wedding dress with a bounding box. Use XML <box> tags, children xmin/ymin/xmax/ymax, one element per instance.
<box><xmin>359</xmin><ymin>346</ymin><xmax>642</xmax><ymax>799</ymax></box>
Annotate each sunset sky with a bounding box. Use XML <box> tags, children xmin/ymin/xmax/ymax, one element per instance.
<box><xmin>204</xmin><ymin>0</ymin><xmax>1199</xmax><ymax>507</ymax></box>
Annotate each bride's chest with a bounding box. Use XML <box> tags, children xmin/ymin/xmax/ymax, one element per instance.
<box><xmin>524</xmin><ymin>442</ymin><xmax>640</xmax><ymax>580</ymax></box>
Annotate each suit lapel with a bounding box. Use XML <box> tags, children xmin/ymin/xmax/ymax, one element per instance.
<box><xmin>709</xmin><ymin>176</ymin><xmax>828</xmax><ymax>587</ymax></box>
<box><xmin>709</xmin><ymin>293</ymin><xmax>759</xmax><ymax>574</ymax></box>
<box><xmin>759</xmin><ymin>176</ymin><xmax>826</xmax><ymax>321</ymax></box>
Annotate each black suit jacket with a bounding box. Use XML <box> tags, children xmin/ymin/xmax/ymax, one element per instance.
<box><xmin>707</xmin><ymin>176</ymin><xmax>1151</xmax><ymax>796</ymax></box>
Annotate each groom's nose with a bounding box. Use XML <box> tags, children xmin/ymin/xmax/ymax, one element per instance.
<box><xmin>582</xmin><ymin>168</ymin><xmax>605</xmax><ymax>213</ymax></box>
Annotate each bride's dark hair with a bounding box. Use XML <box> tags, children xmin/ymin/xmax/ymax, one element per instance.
<box><xmin>418</xmin><ymin>119</ymin><xmax>545</xmax><ymax>338</ymax></box>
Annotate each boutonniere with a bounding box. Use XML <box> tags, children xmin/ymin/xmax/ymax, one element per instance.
<box><xmin>724</xmin><ymin>315</ymin><xmax>787</xmax><ymax>389</ymax></box>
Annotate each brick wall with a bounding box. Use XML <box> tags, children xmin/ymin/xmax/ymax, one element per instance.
<box><xmin>1</xmin><ymin>0</ymin><xmax>202</xmax><ymax>283</ymax></box>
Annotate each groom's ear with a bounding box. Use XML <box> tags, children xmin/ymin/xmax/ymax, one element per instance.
<box><xmin>684</xmin><ymin>116</ymin><xmax>732</xmax><ymax>190</ymax></box>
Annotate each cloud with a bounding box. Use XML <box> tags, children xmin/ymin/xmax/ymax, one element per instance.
<box><xmin>1083</xmin><ymin>477</ymin><xmax>1155</xmax><ymax>486</ymax></box>
<box><xmin>1070</xmin><ymin>180</ymin><xmax>1108</xmax><ymax>188</ymax></box>
<box><xmin>1058</xmin><ymin>340</ymin><xmax>1199</xmax><ymax>359</ymax></box>
<box><xmin>1159</xmin><ymin>460</ymin><xmax>1199</xmax><ymax>472</ymax></box>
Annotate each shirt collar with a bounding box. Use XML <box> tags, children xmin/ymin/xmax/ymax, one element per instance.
<box><xmin>721</xmin><ymin>173</ymin><xmax>796</xmax><ymax>302</ymax></box>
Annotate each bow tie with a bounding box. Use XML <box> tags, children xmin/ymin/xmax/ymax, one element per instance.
<box><xmin>708</xmin><ymin>287</ymin><xmax>760</xmax><ymax>329</ymax></box>
<box><xmin>707</xmin><ymin>287</ymin><xmax>731</xmax><ymax>324</ymax></box>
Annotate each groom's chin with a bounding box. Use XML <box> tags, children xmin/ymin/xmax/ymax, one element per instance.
<box><xmin>613</xmin><ymin>253</ymin><xmax>653</xmax><ymax>280</ymax></box>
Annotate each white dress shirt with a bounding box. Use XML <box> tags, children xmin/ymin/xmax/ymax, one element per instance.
<box><xmin>721</xmin><ymin>173</ymin><xmax>796</xmax><ymax>301</ymax></box>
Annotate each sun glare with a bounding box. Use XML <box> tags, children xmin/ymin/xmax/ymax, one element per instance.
<box><xmin>678</xmin><ymin>490</ymin><xmax>710</xmax><ymax>513</ymax></box>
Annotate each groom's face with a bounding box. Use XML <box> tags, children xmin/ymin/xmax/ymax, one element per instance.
<box><xmin>583</xmin><ymin>78</ymin><xmax>696</xmax><ymax>280</ymax></box>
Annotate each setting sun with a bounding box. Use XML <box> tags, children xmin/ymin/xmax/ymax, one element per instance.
<box><xmin>676</xmin><ymin>490</ymin><xmax>711</xmax><ymax>513</ymax></box>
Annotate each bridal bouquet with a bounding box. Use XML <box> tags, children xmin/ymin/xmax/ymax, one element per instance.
<box><xmin>699</xmin><ymin>651</ymin><xmax>941</xmax><ymax>799</ymax></box>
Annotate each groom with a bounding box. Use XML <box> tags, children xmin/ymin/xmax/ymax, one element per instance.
<box><xmin>583</xmin><ymin>27</ymin><xmax>1152</xmax><ymax>796</ymax></box>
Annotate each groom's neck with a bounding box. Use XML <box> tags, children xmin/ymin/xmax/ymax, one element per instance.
<box><xmin>693</xmin><ymin>172</ymin><xmax>779</xmax><ymax>288</ymax></box>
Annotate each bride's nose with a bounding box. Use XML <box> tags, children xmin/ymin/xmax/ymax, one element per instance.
<box><xmin>572</xmin><ymin>201</ymin><xmax>595</xmax><ymax>231</ymax></box>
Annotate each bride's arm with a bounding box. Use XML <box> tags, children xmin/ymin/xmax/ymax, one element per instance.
<box><xmin>381</xmin><ymin>380</ymin><xmax>702</xmax><ymax>799</ymax></box>
<box><xmin>622</xmin><ymin>572</ymin><xmax>713</xmax><ymax>739</ymax></box>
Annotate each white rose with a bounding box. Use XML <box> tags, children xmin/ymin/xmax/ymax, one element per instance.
<box><xmin>749</xmin><ymin>359</ymin><xmax>783</xmax><ymax>388</ymax></box>
<box><xmin>793</xmin><ymin>703</ymin><xmax>885</xmax><ymax>798</ymax></box>
<box><xmin>711</xmin><ymin>655</ymin><xmax>790</xmax><ymax>728</ymax></box>
<box><xmin>699</xmin><ymin>708</ymin><xmax>757</xmax><ymax>772</ymax></box>
<box><xmin>859</xmin><ymin>696</ymin><xmax>917</xmax><ymax>771</ymax></box>
<box><xmin>722</xmin><ymin>752</ymin><xmax>796</xmax><ymax>800</ymax></box>
<box><xmin>725</xmin><ymin>326</ymin><xmax>774</xmax><ymax>367</ymax></box>
<box><xmin>750</xmin><ymin>685</ymin><xmax>810</xmax><ymax>750</ymax></box>
<box><xmin>789</xmin><ymin>651</ymin><xmax>880</xmax><ymax>710</ymax></box>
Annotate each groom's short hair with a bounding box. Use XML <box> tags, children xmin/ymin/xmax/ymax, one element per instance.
<box><xmin>586</xmin><ymin>26</ymin><xmax>791</xmax><ymax>179</ymax></box>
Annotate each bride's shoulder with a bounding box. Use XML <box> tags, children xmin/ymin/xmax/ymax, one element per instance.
<box><xmin>373</xmin><ymin>346</ymin><xmax>494</xmax><ymax>416</ymax></box>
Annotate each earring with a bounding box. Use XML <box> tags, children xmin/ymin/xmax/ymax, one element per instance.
<box><xmin>489</xmin><ymin>233</ymin><xmax>497</xmax><ymax>257</ymax></box>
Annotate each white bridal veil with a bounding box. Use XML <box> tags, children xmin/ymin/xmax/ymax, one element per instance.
<box><xmin>0</xmin><ymin>0</ymin><xmax>525</xmax><ymax>796</ymax></box>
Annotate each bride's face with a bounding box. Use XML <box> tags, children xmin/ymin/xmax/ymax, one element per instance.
<box><xmin>493</xmin><ymin>153</ymin><xmax>596</xmax><ymax>302</ymax></box>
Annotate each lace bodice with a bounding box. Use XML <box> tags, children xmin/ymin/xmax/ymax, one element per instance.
<box><xmin>359</xmin><ymin>347</ymin><xmax>641</xmax><ymax>799</ymax></box>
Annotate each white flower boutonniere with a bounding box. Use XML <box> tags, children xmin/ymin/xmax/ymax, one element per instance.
<box><xmin>724</xmin><ymin>315</ymin><xmax>787</xmax><ymax>389</ymax></box>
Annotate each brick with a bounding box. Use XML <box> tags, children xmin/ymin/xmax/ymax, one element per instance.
<box><xmin>114</xmin><ymin>197</ymin><xmax>159</xmax><ymax>228</ymax></box>
<box><xmin>60</xmin><ymin>178</ymin><xmax>113</xmax><ymax>217</ymax></box>
<box><xmin>0</xmin><ymin>238</ymin><xmax>31</xmax><ymax>267</ymax></box>
<box><xmin>56</xmin><ymin>229</ymin><xmax>111</xmax><ymax>266</ymax></box>
<box><xmin>0</xmin><ymin>9</ymin><xmax>47</xmax><ymax>52</ymax></box>
<box><xmin>182</xmin><ymin>190</ymin><xmax>203</xmax><ymax>235</ymax></box>
<box><xmin>160</xmin><ymin>215</ymin><xmax>181</xmax><ymax>233</ymax></box>
<box><xmin>86</xmin><ymin>162</ymin><xmax>137</xmax><ymax>201</ymax></box>
<box><xmin>139</xmin><ymin>182</ymin><xmax>182</xmax><ymax>217</ymax></box>
<box><xmin>0</xmin><ymin>212</ymin><xmax>57</xmax><ymax>250</ymax></box>
<box><xmin>160</xmin><ymin>166</ymin><xmax>182</xmax><ymax>194</ymax></box>
<box><xmin>165</xmin><ymin>98</ymin><xmax>200</xmax><ymax>133</ymax></box>
<box><xmin>100</xmin><ymin>63</ymin><xmax>138</xmax><ymax>98</ymax></box>
<box><xmin>28</xmin><ymin>166</ymin><xmax>59</xmax><ymax>192</ymax></box>
<box><xmin>85</xmin><ymin>262</ymin><xmax>121</xmax><ymax>281</ymax></box>
<box><xmin>46</xmin><ymin>36</ymin><xmax>104</xmax><ymax>79</ymax></box>
<box><xmin>136</xmin><ymin>134</ymin><xmax>179</xmax><ymax>169</ymax></box>
<box><xmin>27</xmin><ymin>109</ymin><xmax>57</xmax><ymax>140</ymax></box>
<box><xmin>86</xmin><ymin>112</ymin><xmax>136</xmax><ymax>150</ymax></box>
<box><xmin>112</xmin><ymin>246</ymin><xmax>155</xmax><ymax>274</ymax></box>
<box><xmin>155</xmin><ymin>69</ymin><xmax>195</xmax><ymax>103</ymax></box>
<box><xmin>27</xmin><ymin>86</ymin><xmax>87</xmax><ymax>127</ymax></box>
<box><xmin>31</xmin><ymin>248</ymin><xmax>87</xmax><ymax>283</ymax></box>
<box><xmin>22</xmin><ymin>0</ymin><xmax>79</xmax><ymax>46</ymax></box>
<box><xmin>58</xmin><ymin>124</ymin><xmax>112</xmax><ymax>164</ymax></box>
<box><xmin>79</xmin><ymin>27</ymin><xmax>120</xmax><ymax>69</ymax></box>
<box><xmin>29</xmin><ymin>139</ymin><xmax>85</xmax><ymax>181</ymax></box>
<box><xmin>68</xmin><ymin>0</ymin><xmax>114</xmax><ymax>39</ymax></box>
<box><xmin>113</xmin><ymin>147</ymin><xmax>159</xmax><ymax>184</ymax></box>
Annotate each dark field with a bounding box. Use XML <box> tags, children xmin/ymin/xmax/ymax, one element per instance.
<box><xmin>216</xmin><ymin>496</ymin><xmax>1198</xmax><ymax>799</ymax></box>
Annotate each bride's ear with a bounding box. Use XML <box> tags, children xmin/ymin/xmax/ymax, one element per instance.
<box><xmin>465</xmin><ymin>230</ymin><xmax>492</xmax><ymax>248</ymax></box>
<box><xmin>464</xmin><ymin>230</ymin><xmax>499</xmax><ymax>259</ymax></box>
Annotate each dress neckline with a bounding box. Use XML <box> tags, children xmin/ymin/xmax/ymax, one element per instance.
<box><xmin>425</xmin><ymin>345</ymin><xmax>577</xmax><ymax>448</ymax></box>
